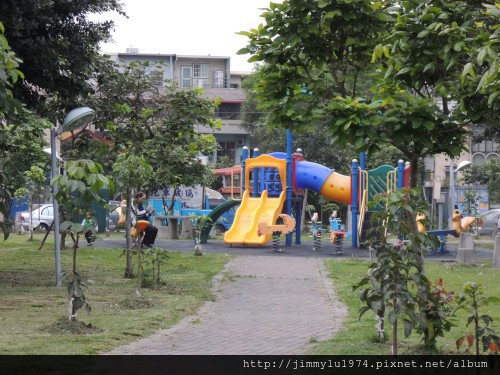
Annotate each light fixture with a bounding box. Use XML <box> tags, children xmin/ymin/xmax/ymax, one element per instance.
<box><xmin>57</xmin><ymin>107</ymin><xmax>95</xmax><ymax>135</ymax></box>
<box><xmin>43</xmin><ymin>147</ymin><xmax>62</xmax><ymax>161</ymax></box>
<box><xmin>455</xmin><ymin>160</ymin><xmax>472</xmax><ymax>173</ymax></box>
<box><xmin>50</xmin><ymin>107</ymin><xmax>95</xmax><ymax>287</ymax></box>
<box><xmin>448</xmin><ymin>159</ymin><xmax>471</xmax><ymax>227</ymax></box>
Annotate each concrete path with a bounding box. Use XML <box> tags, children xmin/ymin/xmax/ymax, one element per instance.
<box><xmin>106</xmin><ymin>255</ymin><xmax>347</xmax><ymax>355</ymax></box>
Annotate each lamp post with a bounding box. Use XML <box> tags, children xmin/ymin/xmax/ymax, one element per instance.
<box><xmin>50</xmin><ymin>107</ymin><xmax>95</xmax><ymax>287</ymax></box>
<box><xmin>448</xmin><ymin>159</ymin><xmax>472</xmax><ymax>227</ymax></box>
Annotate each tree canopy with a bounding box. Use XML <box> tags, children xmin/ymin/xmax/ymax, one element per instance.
<box><xmin>238</xmin><ymin>0</ymin><xmax>499</xmax><ymax>187</ymax></box>
<box><xmin>90</xmin><ymin>59</ymin><xmax>220</xmax><ymax>196</ymax></box>
<box><xmin>0</xmin><ymin>22</ymin><xmax>50</xmax><ymax>238</ymax></box>
<box><xmin>0</xmin><ymin>0</ymin><xmax>124</xmax><ymax>114</ymax></box>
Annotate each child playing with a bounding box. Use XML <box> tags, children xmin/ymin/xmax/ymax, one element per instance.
<box><xmin>82</xmin><ymin>211</ymin><xmax>96</xmax><ymax>246</ymax></box>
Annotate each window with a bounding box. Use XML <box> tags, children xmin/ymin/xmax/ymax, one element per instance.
<box><xmin>42</xmin><ymin>206</ymin><xmax>54</xmax><ymax>216</ymax></box>
<box><xmin>471</xmin><ymin>137</ymin><xmax>499</xmax><ymax>167</ymax></box>
<box><xmin>181</xmin><ymin>66</ymin><xmax>192</xmax><ymax>87</ymax></box>
<box><xmin>214</xmin><ymin>103</ymin><xmax>241</xmax><ymax>120</ymax></box>
<box><xmin>217</xmin><ymin>141</ymin><xmax>236</xmax><ymax>162</ymax></box>
<box><xmin>473</xmin><ymin>153</ymin><xmax>486</xmax><ymax>166</ymax></box>
<box><xmin>193</xmin><ymin>64</ymin><xmax>208</xmax><ymax>78</ymax></box>
<box><xmin>213</xmin><ymin>70</ymin><xmax>224</xmax><ymax>87</ymax></box>
<box><xmin>472</xmin><ymin>139</ymin><xmax>499</xmax><ymax>153</ymax></box>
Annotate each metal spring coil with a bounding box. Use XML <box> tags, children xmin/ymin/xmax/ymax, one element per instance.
<box><xmin>313</xmin><ymin>229</ymin><xmax>322</xmax><ymax>251</ymax></box>
<box><xmin>333</xmin><ymin>233</ymin><xmax>343</xmax><ymax>255</ymax></box>
<box><xmin>272</xmin><ymin>232</ymin><xmax>282</xmax><ymax>252</ymax></box>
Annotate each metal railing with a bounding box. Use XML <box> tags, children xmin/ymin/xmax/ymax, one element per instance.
<box><xmin>176</xmin><ymin>77</ymin><xmax>228</xmax><ymax>89</ymax></box>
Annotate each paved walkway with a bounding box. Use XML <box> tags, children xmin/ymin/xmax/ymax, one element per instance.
<box><xmin>106</xmin><ymin>255</ymin><xmax>347</xmax><ymax>355</ymax></box>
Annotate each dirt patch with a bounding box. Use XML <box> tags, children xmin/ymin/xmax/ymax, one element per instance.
<box><xmin>42</xmin><ymin>317</ymin><xmax>103</xmax><ymax>335</ymax></box>
<box><xmin>0</xmin><ymin>270</ymin><xmax>54</xmax><ymax>287</ymax></box>
<box><xmin>118</xmin><ymin>296</ymin><xmax>155</xmax><ymax>310</ymax></box>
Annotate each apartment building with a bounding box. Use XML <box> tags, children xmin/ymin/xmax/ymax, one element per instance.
<box><xmin>107</xmin><ymin>49</ymin><xmax>250</xmax><ymax>165</ymax></box>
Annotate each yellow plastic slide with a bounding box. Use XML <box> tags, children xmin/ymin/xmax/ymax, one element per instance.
<box><xmin>224</xmin><ymin>190</ymin><xmax>286</xmax><ymax>245</ymax></box>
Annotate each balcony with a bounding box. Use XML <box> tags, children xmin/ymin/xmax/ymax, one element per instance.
<box><xmin>177</xmin><ymin>77</ymin><xmax>228</xmax><ymax>89</ymax></box>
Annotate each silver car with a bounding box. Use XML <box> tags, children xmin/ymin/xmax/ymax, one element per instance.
<box><xmin>18</xmin><ymin>204</ymin><xmax>54</xmax><ymax>232</ymax></box>
<box><xmin>478</xmin><ymin>208</ymin><xmax>500</xmax><ymax>236</ymax></box>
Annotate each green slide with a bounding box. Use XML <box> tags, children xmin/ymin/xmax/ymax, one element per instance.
<box><xmin>200</xmin><ymin>199</ymin><xmax>241</xmax><ymax>244</ymax></box>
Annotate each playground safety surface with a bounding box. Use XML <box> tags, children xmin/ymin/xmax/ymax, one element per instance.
<box><xmin>94</xmin><ymin>237</ymin><xmax>493</xmax><ymax>261</ymax></box>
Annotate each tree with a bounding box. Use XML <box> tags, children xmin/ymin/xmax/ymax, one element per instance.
<box><xmin>461</xmin><ymin>160</ymin><xmax>500</xmax><ymax>204</ymax></box>
<box><xmin>237</xmin><ymin>0</ymin><xmax>391</xmax><ymax>149</ymax></box>
<box><xmin>91</xmin><ymin>59</ymin><xmax>219</xmax><ymax>193</ymax></box>
<box><xmin>238</xmin><ymin>0</ymin><xmax>492</xmax><ymax>187</ymax></box>
<box><xmin>112</xmin><ymin>154</ymin><xmax>152</xmax><ymax>278</ymax></box>
<box><xmin>354</xmin><ymin>188</ymin><xmax>452</xmax><ymax>354</ymax></box>
<box><xmin>90</xmin><ymin>58</ymin><xmax>219</xmax><ymax>277</ymax></box>
<box><xmin>370</xmin><ymin>0</ymin><xmax>497</xmax><ymax>184</ymax></box>
<box><xmin>0</xmin><ymin>22</ymin><xmax>50</xmax><ymax>239</ymax></box>
<box><xmin>458</xmin><ymin>2</ymin><xmax>499</xmax><ymax>143</ymax></box>
<box><xmin>52</xmin><ymin>159</ymin><xmax>111</xmax><ymax>321</ymax></box>
<box><xmin>0</xmin><ymin>0</ymin><xmax>125</xmax><ymax>113</ymax></box>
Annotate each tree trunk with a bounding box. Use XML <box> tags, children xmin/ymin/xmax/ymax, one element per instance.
<box><xmin>408</xmin><ymin>156</ymin><xmax>419</xmax><ymax>188</ymax></box>
<box><xmin>124</xmin><ymin>191</ymin><xmax>134</xmax><ymax>278</ymax></box>
<box><xmin>137</xmin><ymin>247</ymin><xmax>142</xmax><ymax>294</ymax></box>
<box><xmin>392</xmin><ymin>294</ymin><xmax>398</xmax><ymax>355</ymax></box>
<box><xmin>61</xmin><ymin>232</ymin><xmax>67</xmax><ymax>249</ymax></box>
<box><xmin>28</xmin><ymin>199</ymin><xmax>34</xmax><ymax>242</ymax></box>
<box><xmin>392</xmin><ymin>318</ymin><xmax>398</xmax><ymax>355</ymax></box>
<box><xmin>72</xmin><ymin>242</ymin><xmax>77</xmax><ymax>276</ymax></box>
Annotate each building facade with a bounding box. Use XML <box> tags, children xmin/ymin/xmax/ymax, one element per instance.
<box><xmin>107</xmin><ymin>49</ymin><xmax>250</xmax><ymax>166</ymax></box>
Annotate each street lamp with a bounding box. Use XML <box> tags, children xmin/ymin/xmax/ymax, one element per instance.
<box><xmin>50</xmin><ymin>107</ymin><xmax>95</xmax><ymax>287</ymax></box>
<box><xmin>449</xmin><ymin>159</ymin><xmax>472</xmax><ymax>227</ymax></box>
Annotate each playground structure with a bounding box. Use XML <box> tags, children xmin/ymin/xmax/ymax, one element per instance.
<box><xmin>257</xmin><ymin>213</ymin><xmax>296</xmax><ymax>253</ymax></box>
<box><xmin>417</xmin><ymin>209</ymin><xmax>477</xmax><ymax>254</ymax></box>
<box><xmin>222</xmin><ymin>130</ymin><xmax>413</xmax><ymax>248</ymax></box>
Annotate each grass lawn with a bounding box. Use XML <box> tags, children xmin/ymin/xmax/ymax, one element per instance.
<box><xmin>0</xmin><ymin>233</ymin><xmax>231</xmax><ymax>355</ymax></box>
<box><xmin>1</xmin><ymin>232</ymin><xmax>498</xmax><ymax>355</ymax></box>
<box><xmin>311</xmin><ymin>258</ymin><xmax>500</xmax><ymax>355</ymax></box>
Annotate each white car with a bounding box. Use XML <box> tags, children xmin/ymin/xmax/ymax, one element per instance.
<box><xmin>19</xmin><ymin>204</ymin><xmax>54</xmax><ymax>232</ymax></box>
<box><xmin>478</xmin><ymin>208</ymin><xmax>500</xmax><ymax>236</ymax></box>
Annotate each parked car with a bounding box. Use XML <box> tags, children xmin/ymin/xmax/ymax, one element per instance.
<box><xmin>18</xmin><ymin>204</ymin><xmax>54</xmax><ymax>232</ymax></box>
<box><xmin>478</xmin><ymin>208</ymin><xmax>500</xmax><ymax>236</ymax></box>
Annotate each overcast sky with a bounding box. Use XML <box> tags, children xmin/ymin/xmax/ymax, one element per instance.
<box><xmin>94</xmin><ymin>0</ymin><xmax>280</xmax><ymax>72</ymax></box>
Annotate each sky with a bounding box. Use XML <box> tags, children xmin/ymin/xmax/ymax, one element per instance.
<box><xmin>94</xmin><ymin>0</ymin><xmax>280</xmax><ymax>72</ymax></box>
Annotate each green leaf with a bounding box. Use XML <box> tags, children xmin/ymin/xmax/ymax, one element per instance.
<box><xmin>397</xmin><ymin>67</ymin><xmax>412</xmax><ymax>76</ymax></box>
<box><xmin>86</xmin><ymin>160</ymin><xmax>97</xmax><ymax>173</ymax></box>
<box><xmin>417</xmin><ymin>30</ymin><xmax>430</xmax><ymax>38</ymax></box>
<box><xmin>462</xmin><ymin>63</ymin><xmax>476</xmax><ymax>78</ymax></box>
<box><xmin>427</xmin><ymin>321</ymin><xmax>434</xmax><ymax>340</ymax></box>
<box><xmin>318</xmin><ymin>0</ymin><xmax>329</xmax><ymax>9</ymax></box>
<box><xmin>477</xmin><ymin>48</ymin><xmax>487</xmax><ymax>66</ymax></box>
<box><xmin>404</xmin><ymin>319</ymin><xmax>412</xmax><ymax>337</ymax></box>
<box><xmin>388</xmin><ymin>310</ymin><xmax>398</xmax><ymax>325</ymax></box>
<box><xmin>423</xmin><ymin>62</ymin><xmax>435</xmax><ymax>74</ymax></box>
<box><xmin>453</xmin><ymin>42</ymin><xmax>465</xmax><ymax>51</ymax></box>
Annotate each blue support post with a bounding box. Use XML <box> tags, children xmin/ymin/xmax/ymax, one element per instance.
<box><xmin>286</xmin><ymin>129</ymin><xmax>293</xmax><ymax>246</ymax></box>
<box><xmin>351</xmin><ymin>159</ymin><xmax>359</xmax><ymax>248</ymax></box>
<box><xmin>397</xmin><ymin>159</ymin><xmax>405</xmax><ymax>189</ymax></box>
<box><xmin>360</xmin><ymin>151</ymin><xmax>366</xmax><ymax>171</ymax></box>
<box><xmin>253</xmin><ymin>148</ymin><xmax>259</xmax><ymax>197</ymax></box>
<box><xmin>241</xmin><ymin>146</ymin><xmax>249</xmax><ymax>194</ymax></box>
